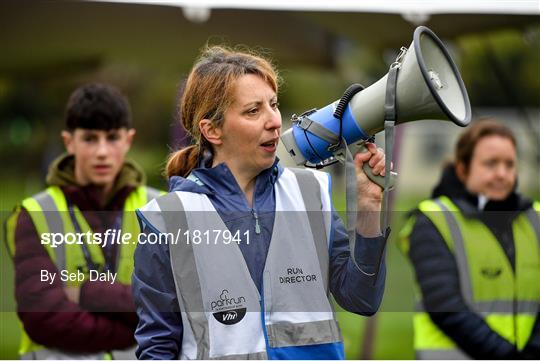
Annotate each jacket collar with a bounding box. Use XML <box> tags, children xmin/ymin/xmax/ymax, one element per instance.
<box><xmin>45</xmin><ymin>153</ymin><xmax>145</xmax><ymax>210</ymax></box>
<box><xmin>168</xmin><ymin>157</ymin><xmax>282</xmax><ymax>197</ymax></box>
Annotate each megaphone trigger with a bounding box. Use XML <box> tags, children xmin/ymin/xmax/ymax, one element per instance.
<box><xmin>355</xmin><ymin>142</ymin><xmax>398</xmax><ymax>191</ymax></box>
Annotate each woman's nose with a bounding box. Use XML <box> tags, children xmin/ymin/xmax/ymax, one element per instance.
<box><xmin>495</xmin><ymin>163</ymin><xmax>510</xmax><ymax>178</ymax></box>
<box><xmin>266</xmin><ymin>109</ymin><xmax>282</xmax><ymax>130</ymax></box>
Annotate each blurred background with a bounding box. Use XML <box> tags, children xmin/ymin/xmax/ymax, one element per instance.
<box><xmin>1</xmin><ymin>0</ymin><xmax>539</xmax><ymax>359</ymax></box>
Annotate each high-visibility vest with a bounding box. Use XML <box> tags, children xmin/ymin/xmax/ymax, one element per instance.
<box><xmin>5</xmin><ymin>185</ymin><xmax>162</xmax><ymax>360</ymax></box>
<box><xmin>399</xmin><ymin>196</ymin><xmax>540</xmax><ymax>359</ymax></box>
<box><xmin>138</xmin><ymin>168</ymin><xmax>345</xmax><ymax>360</ymax></box>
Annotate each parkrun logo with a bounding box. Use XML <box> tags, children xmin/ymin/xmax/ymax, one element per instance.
<box><xmin>211</xmin><ymin>289</ymin><xmax>247</xmax><ymax>325</ymax></box>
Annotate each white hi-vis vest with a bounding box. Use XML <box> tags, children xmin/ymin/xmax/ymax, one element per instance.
<box><xmin>138</xmin><ymin>168</ymin><xmax>344</xmax><ymax>359</ymax></box>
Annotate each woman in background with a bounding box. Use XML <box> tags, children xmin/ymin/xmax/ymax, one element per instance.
<box><xmin>400</xmin><ymin>119</ymin><xmax>540</xmax><ymax>359</ymax></box>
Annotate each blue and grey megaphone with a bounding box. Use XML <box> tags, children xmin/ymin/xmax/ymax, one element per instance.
<box><xmin>281</xmin><ymin>26</ymin><xmax>471</xmax><ymax>188</ymax></box>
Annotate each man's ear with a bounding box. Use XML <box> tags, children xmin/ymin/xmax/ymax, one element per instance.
<box><xmin>124</xmin><ymin>128</ymin><xmax>136</xmax><ymax>150</ymax></box>
<box><xmin>61</xmin><ymin>130</ymin><xmax>75</xmax><ymax>154</ymax></box>
<box><xmin>199</xmin><ymin>119</ymin><xmax>222</xmax><ymax>146</ymax></box>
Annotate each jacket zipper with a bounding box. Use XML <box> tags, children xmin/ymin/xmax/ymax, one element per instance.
<box><xmin>252</xmin><ymin>209</ymin><xmax>261</xmax><ymax>234</ymax></box>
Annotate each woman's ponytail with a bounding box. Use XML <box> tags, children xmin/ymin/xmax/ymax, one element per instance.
<box><xmin>166</xmin><ymin>145</ymin><xmax>200</xmax><ymax>178</ymax></box>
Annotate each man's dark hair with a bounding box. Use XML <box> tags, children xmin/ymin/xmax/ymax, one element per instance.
<box><xmin>64</xmin><ymin>83</ymin><xmax>133</xmax><ymax>131</ymax></box>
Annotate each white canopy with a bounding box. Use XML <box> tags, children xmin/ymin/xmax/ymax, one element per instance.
<box><xmin>87</xmin><ymin>0</ymin><xmax>540</xmax><ymax>15</ymax></box>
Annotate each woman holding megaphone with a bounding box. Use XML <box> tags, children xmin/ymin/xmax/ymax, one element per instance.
<box><xmin>132</xmin><ymin>45</ymin><xmax>390</xmax><ymax>359</ymax></box>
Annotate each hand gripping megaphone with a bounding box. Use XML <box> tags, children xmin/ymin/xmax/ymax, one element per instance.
<box><xmin>281</xmin><ymin>26</ymin><xmax>471</xmax><ymax>189</ymax></box>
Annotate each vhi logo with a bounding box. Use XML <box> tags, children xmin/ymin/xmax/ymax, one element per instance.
<box><xmin>211</xmin><ymin>289</ymin><xmax>247</xmax><ymax>325</ymax></box>
<box><xmin>223</xmin><ymin>310</ymin><xmax>237</xmax><ymax>321</ymax></box>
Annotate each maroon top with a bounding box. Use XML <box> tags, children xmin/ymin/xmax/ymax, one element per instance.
<box><xmin>14</xmin><ymin>184</ymin><xmax>139</xmax><ymax>353</ymax></box>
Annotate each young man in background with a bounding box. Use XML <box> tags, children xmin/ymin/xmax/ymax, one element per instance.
<box><xmin>5</xmin><ymin>83</ymin><xmax>162</xmax><ymax>359</ymax></box>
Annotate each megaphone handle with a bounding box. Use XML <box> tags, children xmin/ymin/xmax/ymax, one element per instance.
<box><xmin>357</xmin><ymin>144</ymin><xmax>397</xmax><ymax>190</ymax></box>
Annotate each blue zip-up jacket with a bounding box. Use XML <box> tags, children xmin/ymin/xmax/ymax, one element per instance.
<box><xmin>133</xmin><ymin>160</ymin><xmax>387</xmax><ymax>360</ymax></box>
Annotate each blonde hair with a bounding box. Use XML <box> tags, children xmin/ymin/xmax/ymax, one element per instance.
<box><xmin>166</xmin><ymin>45</ymin><xmax>280</xmax><ymax>178</ymax></box>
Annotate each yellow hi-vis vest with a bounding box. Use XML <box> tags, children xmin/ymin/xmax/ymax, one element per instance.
<box><xmin>4</xmin><ymin>185</ymin><xmax>162</xmax><ymax>360</ymax></box>
<box><xmin>399</xmin><ymin>196</ymin><xmax>540</xmax><ymax>359</ymax></box>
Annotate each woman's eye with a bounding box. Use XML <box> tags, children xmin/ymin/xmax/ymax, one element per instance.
<box><xmin>271</xmin><ymin>102</ymin><xmax>280</xmax><ymax>109</ymax></box>
<box><xmin>107</xmin><ymin>134</ymin><xmax>120</xmax><ymax>141</ymax></box>
<box><xmin>83</xmin><ymin>136</ymin><xmax>96</xmax><ymax>143</ymax></box>
<box><xmin>247</xmin><ymin>108</ymin><xmax>259</xmax><ymax>115</ymax></box>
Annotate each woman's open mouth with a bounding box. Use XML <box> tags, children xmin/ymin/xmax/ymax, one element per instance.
<box><xmin>260</xmin><ymin>139</ymin><xmax>278</xmax><ymax>152</ymax></box>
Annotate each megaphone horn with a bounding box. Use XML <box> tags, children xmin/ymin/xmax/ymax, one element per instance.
<box><xmin>281</xmin><ymin>25</ymin><xmax>472</xmax><ymax>185</ymax></box>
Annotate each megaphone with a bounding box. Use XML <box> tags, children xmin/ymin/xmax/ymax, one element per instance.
<box><xmin>281</xmin><ymin>26</ymin><xmax>471</xmax><ymax>186</ymax></box>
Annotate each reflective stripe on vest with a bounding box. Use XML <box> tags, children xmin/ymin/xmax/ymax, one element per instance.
<box><xmin>8</xmin><ymin>185</ymin><xmax>160</xmax><ymax>359</ymax></box>
<box><xmin>405</xmin><ymin>197</ymin><xmax>540</xmax><ymax>358</ymax></box>
<box><xmin>23</xmin><ymin>188</ymin><xmax>68</xmax><ymax>266</ymax></box>
<box><xmin>288</xmin><ymin>168</ymin><xmax>330</xmax><ymax>294</ymax></box>
<box><xmin>141</xmin><ymin>168</ymin><xmax>341</xmax><ymax>359</ymax></box>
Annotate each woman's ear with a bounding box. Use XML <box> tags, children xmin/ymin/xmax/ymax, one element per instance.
<box><xmin>199</xmin><ymin>119</ymin><xmax>222</xmax><ymax>146</ymax></box>
<box><xmin>455</xmin><ymin>162</ymin><xmax>467</xmax><ymax>183</ymax></box>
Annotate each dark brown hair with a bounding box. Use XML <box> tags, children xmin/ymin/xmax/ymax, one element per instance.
<box><xmin>166</xmin><ymin>45</ymin><xmax>279</xmax><ymax>178</ymax></box>
<box><xmin>455</xmin><ymin>118</ymin><xmax>517</xmax><ymax>172</ymax></box>
<box><xmin>65</xmin><ymin>83</ymin><xmax>132</xmax><ymax>131</ymax></box>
